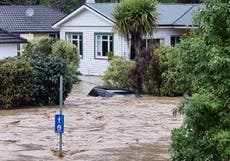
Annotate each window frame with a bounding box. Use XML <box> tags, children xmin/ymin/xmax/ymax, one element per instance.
<box><xmin>65</xmin><ymin>32</ymin><xmax>83</xmax><ymax>57</ymax></box>
<box><xmin>94</xmin><ymin>32</ymin><xmax>114</xmax><ymax>59</ymax></box>
<box><xmin>170</xmin><ymin>35</ymin><xmax>180</xmax><ymax>46</ymax></box>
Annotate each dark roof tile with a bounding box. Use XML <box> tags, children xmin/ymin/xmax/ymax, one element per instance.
<box><xmin>0</xmin><ymin>29</ymin><xmax>27</xmax><ymax>43</ymax></box>
<box><xmin>0</xmin><ymin>5</ymin><xmax>66</xmax><ymax>33</ymax></box>
<box><xmin>85</xmin><ymin>3</ymin><xmax>203</xmax><ymax>26</ymax></box>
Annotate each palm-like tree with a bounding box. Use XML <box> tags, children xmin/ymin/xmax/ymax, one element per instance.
<box><xmin>112</xmin><ymin>0</ymin><xmax>158</xmax><ymax>93</ymax></box>
<box><xmin>112</xmin><ymin>0</ymin><xmax>158</xmax><ymax>59</ymax></box>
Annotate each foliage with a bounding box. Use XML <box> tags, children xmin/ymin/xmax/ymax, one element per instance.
<box><xmin>160</xmin><ymin>34</ymin><xmax>204</xmax><ymax>96</ymax></box>
<box><xmin>24</xmin><ymin>37</ymin><xmax>80</xmax><ymax>81</ymax></box>
<box><xmin>0</xmin><ymin>37</ymin><xmax>78</xmax><ymax>109</ymax></box>
<box><xmin>0</xmin><ymin>58</ymin><xmax>36</xmax><ymax>109</ymax></box>
<box><xmin>113</xmin><ymin>0</ymin><xmax>158</xmax><ymax>57</ymax></box>
<box><xmin>113</xmin><ymin>0</ymin><xmax>158</xmax><ymax>93</ymax></box>
<box><xmin>23</xmin><ymin>37</ymin><xmax>57</xmax><ymax>58</ymax></box>
<box><xmin>128</xmin><ymin>47</ymin><xmax>158</xmax><ymax>95</ymax></box>
<box><xmin>103</xmin><ymin>46</ymin><xmax>170</xmax><ymax>95</ymax></box>
<box><xmin>52</xmin><ymin>39</ymin><xmax>80</xmax><ymax>81</ymax></box>
<box><xmin>170</xmin><ymin>0</ymin><xmax>230</xmax><ymax>160</ymax></box>
<box><xmin>23</xmin><ymin>37</ymin><xmax>80</xmax><ymax>105</ymax></box>
<box><xmin>27</xmin><ymin>55</ymin><xmax>73</xmax><ymax>105</ymax></box>
<box><xmin>102</xmin><ymin>57</ymin><xmax>134</xmax><ymax>90</ymax></box>
<box><xmin>143</xmin><ymin>45</ymin><xmax>169</xmax><ymax>95</ymax></box>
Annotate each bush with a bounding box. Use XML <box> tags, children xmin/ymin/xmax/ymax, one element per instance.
<box><xmin>27</xmin><ymin>55</ymin><xmax>73</xmax><ymax>105</ymax></box>
<box><xmin>102</xmin><ymin>57</ymin><xmax>135</xmax><ymax>90</ymax></box>
<box><xmin>24</xmin><ymin>37</ymin><xmax>80</xmax><ymax>82</ymax></box>
<box><xmin>160</xmin><ymin>35</ymin><xmax>203</xmax><ymax>96</ymax></box>
<box><xmin>23</xmin><ymin>37</ymin><xmax>57</xmax><ymax>57</ymax></box>
<box><xmin>52</xmin><ymin>40</ymin><xmax>80</xmax><ymax>81</ymax></box>
<box><xmin>142</xmin><ymin>46</ymin><xmax>170</xmax><ymax>95</ymax></box>
<box><xmin>0</xmin><ymin>37</ymin><xmax>80</xmax><ymax>109</ymax></box>
<box><xmin>0</xmin><ymin>58</ymin><xmax>36</xmax><ymax>109</ymax></box>
<box><xmin>102</xmin><ymin>46</ymin><xmax>170</xmax><ymax>95</ymax></box>
<box><xmin>170</xmin><ymin>0</ymin><xmax>230</xmax><ymax>159</ymax></box>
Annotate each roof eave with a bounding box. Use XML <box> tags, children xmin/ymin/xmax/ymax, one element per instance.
<box><xmin>158</xmin><ymin>24</ymin><xmax>198</xmax><ymax>29</ymax></box>
<box><xmin>0</xmin><ymin>41</ymin><xmax>28</xmax><ymax>44</ymax></box>
<box><xmin>52</xmin><ymin>4</ymin><xmax>114</xmax><ymax>28</ymax></box>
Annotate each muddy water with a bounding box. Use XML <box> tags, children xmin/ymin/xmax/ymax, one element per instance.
<box><xmin>0</xmin><ymin>76</ymin><xmax>182</xmax><ymax>161</ymax></box>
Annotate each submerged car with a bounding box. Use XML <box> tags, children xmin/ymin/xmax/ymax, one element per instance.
<box><xmin>87</xmin><ymin>86</ymin><xmax>140</xmax><ymax>98</ymax></box>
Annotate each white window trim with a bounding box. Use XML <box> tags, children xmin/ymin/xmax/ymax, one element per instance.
<box><xmin>65</xmin><ymin>32</ymin><xmax>83</xmax><ymax>57</ymax></box>
<box><xmin>94</xmin><ymin>33</ymin><xmax>113</xmax><ymax>59</ymax></box>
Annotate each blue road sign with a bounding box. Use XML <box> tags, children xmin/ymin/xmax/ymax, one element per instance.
<box><xmin>55</xmin><ymin>114</ymin><xmax>64</xmax><ymax>134</ymax></box>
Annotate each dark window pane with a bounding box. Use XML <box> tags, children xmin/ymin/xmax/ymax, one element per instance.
<box><xmin>171</xmin><ymin>36</ymin><xmax>180</xmax><ymax>46</ymax></box>
<box><xmin>72</xmin><ymin>40</ymin><xmax>78</xmax><ymax>47</ymax></box>
<box><xmin>79</xmin><ymin>41</ymin><xmax>83</xmax><ymax>55</ymax></box>
<box><xmin>102</xmin><ymin>35</ymin><xmax>107</xmax><ymax>40</ymax></box>
<box><xmin>72</xmin><ymin>35</ymin><xmax>78</xmax><ymax>39</ymax></box>
<box><xmin>102</xmin><ymin>41</ymin><xmax>108</xmax><ymax>56</ymax></box>
<box><xmin>110</xmin><ymin>41</ymin><xmax>113</xmax><ymax>52</ymax></box>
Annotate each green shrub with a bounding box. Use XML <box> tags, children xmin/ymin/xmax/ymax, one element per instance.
<box><xmin>171</xmin><ymin>0</ymin><xmax>230</xmax><ymax>159</ymax></box>
<box><xmin>24</xmin><ymin>37</ymin><xmax>80</xmax><ymax>82</ymax></box>
<box><xmin>0</xmin><ymin>58</ymin><xmax>36</xmax><ymax>109</ymax></box>
<box><xmin>52</xmin><ymin>40</ymin><xmax>80</xmax><ymax>81</ymax></box>
<box><xmin>0</xmin><ymin>38</ymin><xmax>80</xmax><ymax>109</ymax></box>
<box><xmin>102</xmin><ymin>57</ymin><xmax>135</xmax><ymax>90</ymax></box>
<box><xmin>27</xmin><ymin>55</ymin><xmax>73</xmax><ymax>105</ymax></box>
<box><xmin>23</xmin><ymin>37</ymin><xmax>57</xmax><ymax>57</ymax></box>
<box><xmin>142</xmin><ymin>46</ymin><xmax>170</xmax><ymax>95</ymax></box>
<box><xmin>160</xmin><ymin>35</ymin><xmax>203</xmax><ymax>96</ymax></box>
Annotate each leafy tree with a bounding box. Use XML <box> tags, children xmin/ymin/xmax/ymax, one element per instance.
<box><xmin>112</xmin><ymin>0</ymin><xmax>158</xmax><ymax>93</ymax></box>
<box><xmin>170</xmin><ymin>0</ymin><xmax>230</xmax><ymax>160</ymax></box>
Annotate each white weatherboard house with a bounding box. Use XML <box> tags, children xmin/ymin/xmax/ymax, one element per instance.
<box><xmin>53</xmin><ymin>2</ymin><xmax>200</xmax><ymax>75</ymax></box>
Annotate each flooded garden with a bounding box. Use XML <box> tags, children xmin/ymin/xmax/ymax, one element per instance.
<box><xmin>0</xmin><ymin>76</ymin><xmax>182</xmax><ymax>161</ymax></box>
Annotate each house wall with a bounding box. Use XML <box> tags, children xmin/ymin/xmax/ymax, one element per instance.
<box><xmin>58</xmin><ymin>7</ymin><xmax>189</xmax><ymax>75</ymax></box>
<box><xmin>59</xmin><ymin>8</ymin><xmax>130</xmax><ymax>75</ymax></box>
<box><xmin>60</xmin><ymin>26</ymin><xmax>130</xmax><ymax>75</ymax></box>
<box><xmin>0</xmin><ymin>44</ymin><xmax>17</xmax><ymax>59</ymax></box>
<box><xmin>151</xmin><ymin>27</ymin><xmax>188</xmax><ymax>45</ymax></box>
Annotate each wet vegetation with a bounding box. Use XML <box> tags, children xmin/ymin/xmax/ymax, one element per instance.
<box><xmin>170</xmin><ymin>0</ymin><xmax>230</xmax><ymax>160</ymax></box>
<box><xmin>104</xmin><ymin>0</ymin><xmax>230</xmax><ymax>160</ymax></box>
<box><xmin>0</xmin><ymin>37</ymin><xmax>80</xmax><ymax>109</ymax></box>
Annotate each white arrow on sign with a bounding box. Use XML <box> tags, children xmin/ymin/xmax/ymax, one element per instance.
<box><xmin>58</xmin><ymin>116</ymin><xmax>61</xmax><ymax>123</ymax></box>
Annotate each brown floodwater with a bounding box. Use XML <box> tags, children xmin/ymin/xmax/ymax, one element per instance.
<box><xmin>0</xmin><ymin>76</ymin><xmax>182</xmax><ymax>161</ymax></box>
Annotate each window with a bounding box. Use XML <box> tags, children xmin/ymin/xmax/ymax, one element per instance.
<box><xmin>95</xmin><ymin>33</ymin><xmax>113</xmax><ymax>59</ymax></box>
<box><xmin>65</xmin><ymin>32</ymin><xmax>83</xmax><ymax>57</ymax></box>
<box><xmin>49</xmin><ymin>33</ymin><xmax>59</xmax><ymax>39</ymax></box>
<box><xmin>142</xmin><ymin>38</ymin><xmax>165</xmax><ymax>48</ymax></box>
<box><xmin>171</xmin><ymin>36</ymin><xmax>180</xmax><ymax>46</ymax></box>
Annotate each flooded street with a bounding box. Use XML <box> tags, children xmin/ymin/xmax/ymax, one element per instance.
<box><xmin>0</xmin><ymin>76</ymin><xmax>182</xmax><ymax>161</ymax></box>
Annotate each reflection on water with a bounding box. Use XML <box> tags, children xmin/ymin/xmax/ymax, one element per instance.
<box><xmin>0</xmin><ymin>76</ymin><xmax>182</xmax><ymax>161</ymax></box>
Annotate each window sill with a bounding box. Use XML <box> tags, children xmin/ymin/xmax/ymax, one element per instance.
<box><xmin>95</xmin><ymin>57</ymin><xmax>108</xmax><ymax>60</ymax></box>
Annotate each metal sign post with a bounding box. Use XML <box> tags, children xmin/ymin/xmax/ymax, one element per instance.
<box><xmin>54</xmin><ymin>75</ymin><xmax>64</xmax><ymax>157</ymax></box>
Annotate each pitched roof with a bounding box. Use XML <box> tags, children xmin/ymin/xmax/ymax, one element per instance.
<box><xmin>0</xmin><ymin>5</ymin><xmax>66</xmax><ymax>33</ymax></box>
<box><xmin>85</xmin><ymin>3</ymin><xmax>202</xmax><ymax>27</ymax></box>
<box><xmin>0</xmin><ymin>29</ymin><xmax>27</xmax><ymax>43</ymax></box>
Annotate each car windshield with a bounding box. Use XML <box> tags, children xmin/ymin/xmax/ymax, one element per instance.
<box><xmin>88</xmin><ymin>86</ymin><xmax>140</xmax><ymax>98</ymax></box>
<box><xmin>112</xmin><ymin>92</ymin><xmax>139</xmax><ymax>98</ymax></box>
